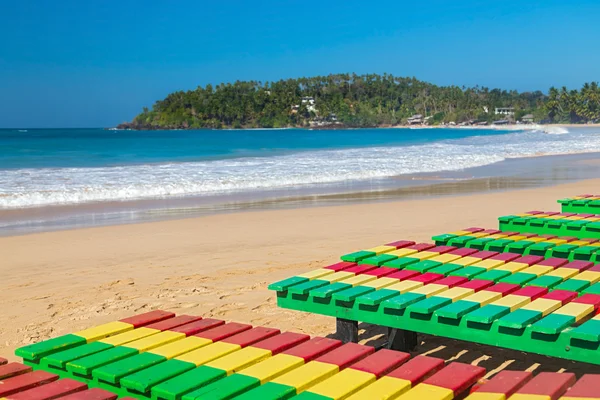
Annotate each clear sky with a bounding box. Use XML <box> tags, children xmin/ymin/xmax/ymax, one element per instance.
<box><xmin>1</xmin><ymin>0</ymin><xmax>599</xmax><ymax>128</ymax></box>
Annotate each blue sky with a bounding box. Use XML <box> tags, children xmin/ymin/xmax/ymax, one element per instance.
<box><xmin>1</xmin><ymin>0</ymin><xmax>599</xmax><ymax>128</ymax></box>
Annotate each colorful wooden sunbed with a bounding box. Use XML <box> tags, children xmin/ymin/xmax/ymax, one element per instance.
<box><xmin>14</xmin><ymin>310</ymin><xmax>495</xmax><ymax>400</ymax></box>
<box><xmin>559</xmin><ymin>195</ymin><xmax>600</xmax><ymax>214</ymax></box>
<box><xmin>270</xmin><ymin>237</ymin><xmax>600</xmax><ymax>364</ymax></box>
<box><xmin>499</xmin><ymin>211</ymin><xmax>600</xmax><ymax>239</ymax></box>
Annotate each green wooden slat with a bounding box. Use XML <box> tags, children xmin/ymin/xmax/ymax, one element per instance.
<box><xmin>429</xmin><ymin>263</ymin><xmax>463</xmax><ymax>276</ymax></box>
<box><xmin>151</xmin><ymin>366</ymin><xmax>227</xmax><ymax>400</ymax></box>
<box><xmin>268</xmin><ymin>277</ymin><xmax>308</xmax><ymax>292</ymax></box>
<box><xmin>288</xmin><ymin>280</ymin><xmax>330</xmax><ymax>296</ymax></box>
<box><xmin>476</xmin><ymin>270</ymin><xmax>511</xmax><ymax>282</ymax></box>
<box><xmin>340</xmin><ymin>251</ymin><xmax>375</xmax><ymax>262</ymax></box>
<box><xmin>530</xmin><ymin>314</ymin><xmax>574</xmax><ymax>335</ymax></box>
<box><xmin>66</xmin><ymin>346</ymin><xmax>138</xmax><ymax>378</ymax></box>
<box><xmin>382</xmin><ymin>257</ymin><xmax>419</xmax><ymax>269</ymax></box>
<box><xmin>464</xmin><ymin>305</ymin><xmax>510</xmax><ymax>324</ymax></box>
<box><xmin>583</xmin><ymin>282</ymin><xmax>600</xmax><ymax>295</ymax></box>
<box><xmin>449</xmin><ymin>266</ymin><xmax>485</xmax><ymax>279</ymax></box>
<box><xmin>355</xmin><ymin>289</ymin><xmax>400</xmax><ymax>306</ymax></box>
<box><xmin>382</xmin><ymin>292</ymin><xmax>425</xmax><ymax>311</ymax></box>
<box><xmin>496</xmin><ymin>309</ymin><xmax>543</xmax><ymax>330</ymax></box>
<box><xmin>332</xmin><ymin>286</ymin><xmax>374</xmax><ymax>302</ymax></box>
<box><xmin>465</xmin><ymin>237</ymin><xmax>495</xmax><ymax>250</ymax></box>
<box><xmin>407</xmin><ymin>297</ymin><xmax>452</xmax><ymax>315</ymax></box>
<box><xmin>435</xmin><ymin>300</ymin><xmax>479</xmax><ymax>319</ymax></box>
<box><xmin>525</xmin><ymin>275</ymin><xmax>563</xmax><ymax>289</ymax></box>
<box><xmin>359</xmin><ymin>254</ymin><xmax>397</xmax><ymax>266</ymax></box>
<box><xmin>41</xmin><ymin>341</ymin><xmax>113</xmax><ymax>369</ymax></box>
<box><xmin>15</xmin><ymin>334</ymin><xmax>86</xmax><ymax>362</ymax></box>
<box><xmin>181</xmin><ymin>374</ymin><xmax>260</xmax><ymax>400</ymax></box>
<box><xmin>405</xmin><ymin>260</ymin><xmax>442</xmax><ymax>273</ymax></box>
<box><xmin>432</xmin><ymin>234</ymin><xmax>456</xmax><ymax>246</ymax></box>
<box><xmin>554</xmin><ymin>279</ymin><xmax>590</xmax><ymax>292</ymax></box>
<box><xmin>310</xmin><ymin>282</ymin><xmax>352</xmax><ymax>299</ymax></box>
<box><xmin>499</xmin><ymin>272</ymin><xmax>536</xmax><ymax>286</ymax></box>
<box><xmin>92</xmin><ymin>352</ymin><xmax>166</xmax><ymax>384</ymax></box>
<box><xmin>233</xmin><ymin>382</ymin><xmax>296</xmax><ymax>400</ymax></box>
<box><xmin>569</xmin><ymin>319</ymin><xmax>600</xmax><ymax>342</ymax></box>
<box><xmin>120</xmin><ymin>359</ymin><xmax>195</xmax><ymax>395</ymax></box>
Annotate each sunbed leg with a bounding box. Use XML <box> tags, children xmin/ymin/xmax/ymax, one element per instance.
<box><xmin>336</xmin><ymin>318</ymin><xmax>358</xmax><ymax>343</ymax></box>
<box><xmin>387</xmin><ymin>328</ymin><xmax>417</xmax><ymax>351</ymax></box>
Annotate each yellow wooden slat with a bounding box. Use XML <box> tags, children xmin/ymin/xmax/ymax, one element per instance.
<box><xmin>429</xmin><ymin>254</ymin><xmax>462</xmax><ymax>264</ymax></box>
<box><xmin>238</xmin><ymin>354</ymin><xmax>305</xmax><ymax>384</ymax></box>
<box><xmin>509</xmin><ymin>394</ymin><xmax>552</xmax><ymax>400</ymax></box>
<box><xmin>519</xmin><ymin>265</ymin><xmax>554</xmax><ymax>277</ymax></box>
<box><xmin>271</xmin><ymin>361</ymin><xmax>339</xmax><ymax>393</ymax></box>
<box><xmin>388</xmin><ymin>249</ymin><xmax>418</xmax><ymax>258</ymax></box>
<box><xmin>553</xmin><ymin>303</ymin><xmax>594</xmax><ymax>322</ymax></box>
<box><xmin>410</xmin><ymin>284</ymin><xmax>448</xmax><ymax>298</ymax></box>
<box><xmin>124</xmin><ymin>331</ymin><xmax>185</xmax><ymax>352</ymax></box>
<box><xmin>436</xmin><ymin>287</ymin><xmax>474</xmax><ymax>301</ymax></box>
<box><xmin>361</xmin><ymin>277</ymin><xmax>399</xmax><ymax>289</ymax></box>
<box><xmin>449</xmin><ymin>230</ymin><xmax>471</xmax><ymax>236</ymax></box>
<box><xmin>463</xmin><ymin>291</ymin><xmax>502</xmax><ymax>306</ymax></box>
<box><xmin>385</xmin><ymin>281</ymin><xmax>423</xmax><ymax>294</ymax></box>
<box><xmin>321</xmin><ymin>271</ymin><xmax>355</xmax><ymax>283</ymax></box>
<box><xmin>545</xmin><ymin>268</ymin><xmax>578</xmax><ymax>280</ymax></box>
<box><xmin>546</xmin><ymin>239</ymin><xmax>567</xmax><ymax>245</ymax></box>
<box><xmin>491</xmin><ymin>295</ymin><xmax>530</xmax><ymax>311</ymax></box>
<box><xmin>396</xmin><ymin>383</ymin><xmax>454</xmax><ymax>400</ymax></box>
<box><xmin>410</xmin><ymin>251</ymin><xmax>438</xmax><ymax>261</ymax></box>
<box><xmin>175</xmin><ymin>342</ymin><xmax>241</xmax><ymax>366</ymax></box>
<box><xmin>465</xmin><ymin>393</ymin><xmax>506</xmax><ymax>400</ymax></box>
<box><xmin>521</xmin><ymin>299</ymin><xmax>562</xmax><ymax>316</ymax></box>
<box><xmin>205</xmin><ymin>347</ymin><xmax>272</xmax><ymax>375</ymax></box>
<box><xmin>339</xmin><ymin>274</ymin><xmax>377</xmax><ymax>287</ymax></box>
<box><xmin>346</xmin><ymin>376</ymin><xmax>412</xmax><ymax>400</ymax></box>
<box><xmin>495</xmin><ymin>262</ymin><xmax>528</xmax><ymax>273</ymax></box>
<box><xmin>99</xmin><ymin>327</ymin><xmax>159</xmax><ymax>347</ymax></box>
<box><xmin>306</xmin><ymin>368</ymin><xmax>376</xmax><ymax>400</ymax></box>
<box><xmin>148</xmin><ymin>336</ymin><xmax>211</xmax><ymax>359</ymax></box>
<box><xmin>472</xmin><ymin>259</ymin><xmax>506</xmax><ymax>270</ymax></box>
<box><xmin>452</xmin><ymin>256</ymin><xmax>480</xmax><ymax>266</ymax></box>
<box><xmin>365</xmin><ymin>245</ymin><xmax>397</xmax><ymax>255</ymax></box>
<box><xmin>572</xmin><ymin>271</ymin><xmax>600</xmax><ymax>284</ymax></box>
<box><xmin>75</xmin><ymin>321</ymin><xmax>133</xmax><ymax>342</ymax></box>
<box><xmin>297</xmin><ymin>269</ymin><xmax>335</xmax><ymax>280</ymax></box>
<box><xmin>526</xmin><ymin>237</ymin><xmax>546</xmax><ymax>243</ymax></box>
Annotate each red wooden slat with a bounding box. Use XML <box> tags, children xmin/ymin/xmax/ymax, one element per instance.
<box><xmin>409</xmin><ymin>273</ymin><xmax>443</xmax><ymax>284</ymax></box>
<box><xmin>387</xmin><ymin>355</ymin><xmax>445</xmax><ymax>385</ymax></box>
<box><xmin>537</xmin><ymin>258</ymin><xmax>568</xmax><ymax>268</ymax></box>
<box><xmin>582</xmin><ymin>238</ymin><xmax>599</xmax><ymax>243</ymax></box>
<box><xmin>471</xmin><ymin>251</ymin><xmax>499</xmax><ymax>260</ymax></box>
<box><xmin>588</xmin><ymin>264</ymin><xmax>600</xmax><ymax>273</ymax></box>
<box><xmin>8</xmin><ymin>378</ymin><xmax>87</xmax><ymax>400</ymax></box>
<box><xmin>473</xmin><ymin>370</ymin><xmax>533</xmax><ymax>396</ymax></box>
<box><xmin>0</xmin><ymin>357</ymin><xmax>6</xmax><ymax>365</ymax></box>
<box><xmin>0</xmin><ymin>363</ymin><xmax>32</xmax><ymax>380</ymax></box>
<box><xmin>349</xmin><ymin>349</ymin><xmax>410</xmax><ymax>378</ymax></box>
<box><xmin>221</xmin><ymin>327</ymin><xmax>280</xmax><ymax>348</ymax></box>
<box><xmin>170</xmin><ymin>318</ymin><xmax>224</xmax><ymax>336</ymax></box>
<box><xmin>541</xmin><ymin>234</ymin><xmax>557</xmax><ymax>239</ymax></box>
<box><xmin>544</xmin><ymin>212</ymin><xmax>560</xmax><ymax>216</ymax></box>
<box><xmin>195</xmin><ymin>322</ymin><xmax>252</xmax><ymax>341</ymax></box>
<box><xmin>0</xmin><ymin>371</ymin><xmax>59</xmax><ymax>397</ymax></box>
<box><xmin>324</xmin><ymin>262</ymin><xmax>356</xmax><ymax>272</ymax></box>
<box><xmin>251</xmin><ymin>332</ymin><xmax>310</xmax><ymax>355</ymax></box>
<box><xmin>482</xmin><ymin>229</ymin><xmax>501</xmax><ymax>234</ymax></box>
<box><xmin>364</xmin><ymin>267</ymin><xmax>397</xmax><ymax>278</ymax></box>
<box><xmin>449</xmin><ymin>248</ymin><xmax>479</xmax><ymax>257</ymax></box>
<box><xmin>144</xmin><ymin>315</ymin><xmax>203</xmax><ymax>331</ymax></box>
<box><xmin>314</xmin><ymin>342</ymin><xmax>374</xmax><ymax>369</ymax></box>
<box><xmin>490</xmin><ymin>253</ymin><xmax>520</xmax><ymax>262</ymax></box>
<box><xmin>563</xmin><ymin>261</ymin><xmax>594</xmax><ymax>271</ymax></box>
<box><xmin>543</xmin><ymin>290</ymin><xmax>578</xmax><ymax>305</ymax></box>
<box><xmin>385</xmin><ymin>240</ymin><xmax>416</xmax><ymax>249</ymax></box>
<box><xmin>525</xmin><ymin>211</ymin><xmax>544</xmax><ymax>214</ymax></box>
<box><xmin>344</xmin><ymin>265</ymin><xmax>377</xmax><ymax>274</ymax></box>
<box><xmin>513</xmin><ymin>286</ymin><xmax>548</xmax><ymax>300</ymax></box>
<box><xmin>386</xmin><ymin>270</ymin><xmax>420</xmax><ymax>281</ymax></box>
<box><xmin>515</xmin><ymin>255</ymin><xmax>544</xmax><ymax>266</ymax></box>
<box><xmin>407</xmin><ymin>243</ymin><xmax>435</xmax><ymax>251</ymax></box>
<box><xmin>572</xmin><ymin>294</ymin><xmax>600</xmax><ymax>309</ymax></box>
<box><xmin>463</xmin><ymin>227</ymin><xmax>485</xmax><ymax>233</ymax></box>
<box><xmin>281</xmin><ymin>337</ymin><xmax>342</xmax><ymax>362</ymax></box>
<box><xmin>486</xmin><ymin>283</ymin><xmax>520</xmax><ymax>296</ymax></box>
<box><xmin>435</xmin><ymin>276</ymin><xmax>468</xmax><ymax>288</ymax></box>
<box><xmin>424</xmin><ymin>362</ymin><xmax>486</xmax><ymax>395</ymax></box>
<box><xmin>561</xmin><ymin>374</ymin><xmax>600</xmax><ymax>398</ymax></box>
<box><xmin>459</xmin><ymin>279</ymin><xmax>494</xmax><ymax>292</ymax></box>
<box><xmin>558</xmin><ymin>236</ymin><xmax>578</xmax><ymax>242</ymax></box>
<box><xmin>428</xmin><ymin>246</ymin><xmax>457</xmax><ymax>254</ymax></box>
<box><xmin>515</xmin><ymin>372</ymin><xmax>576</xmax><ymax>400</ymax></box>
<box><xmin>56</xmin><ymin>388</ymin><xmax>118</xmax><ymax>400</ymax></box>
<box><xmin>119</xmin><ymin>310</ymin><xmax>175</xmax><ymax>328</ymax></box>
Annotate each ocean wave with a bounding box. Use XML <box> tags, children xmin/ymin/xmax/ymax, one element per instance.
<box><xmin>1</xmin><ymin>129</ymin><xmax>599</xmax><ymax>208</ymax></box>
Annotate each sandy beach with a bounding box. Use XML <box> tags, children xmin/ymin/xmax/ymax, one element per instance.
<box><xmin>2</xmin><ymin>178</ymin><xmax>600</xmax><ymax>375</ymax></box>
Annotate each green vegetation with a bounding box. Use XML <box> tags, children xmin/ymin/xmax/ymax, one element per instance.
<box><xmin>124</xmin><ymin>74</ymin><xmax>600</xmax><ymax>129</ymax></box>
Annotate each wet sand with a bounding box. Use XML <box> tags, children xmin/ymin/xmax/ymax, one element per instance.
<box><xmin>2</xmin><ymin>178</ymin><xmax>600</xmax><ymax>375</ymax></box>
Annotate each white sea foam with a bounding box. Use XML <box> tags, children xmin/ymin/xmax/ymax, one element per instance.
<box><xmin>1</xmin><ymin>128</ymin><xmax>599</xmax><ymax>209</ymax></box>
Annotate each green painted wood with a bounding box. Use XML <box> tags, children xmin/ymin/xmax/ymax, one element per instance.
<box><xmin>485</xmin><ymin>239</ymin><xmax>514</xmax><ymax>252</ymax></box>
<box><xmin>332</xmin><ymin>286</ymin><xmax>375</xmax><ymax>302</ymax></box>
<box><xmin>435</xmin><ymin>300</ymin><xmax>480</xmax><ymax>319</ymax></box>
<box><xmin>449</xmin><ymin>266</ymin><xmax>486</xmax><ymax>279</ymax></box>
<box><xmin>293</xmin><ymin>392</ymin><xmax>333</xmax><ymax>400</ymax></box>
<box><xmin>359</xmin><ymin>254</ymin><xmax>397</xmax><ymax>266</ymax></box>
<box><xmin>448</xmin><ymin>236</ymin><xmax>475</xmax><ymax>247</ymax></box>
<box><xmin>151</xmin><ymin>366</ymin><xmax>226</xmax><ymax>400</ymax></box>
<box><xmin>464</xmin><ymin>305</ymin><xmax>510</xmax><ymax>324</ymax></box>
<box><xmin>476</xmin><ymin>270</ymin><xmax>511</xmax><ymax>282</ymax></box>
<box><xmin>233</xmin><ymin>382</ymin><xmax>296</xmax><ymax>400</ymax></box>
<box><xmin>405</xmin><ymin>260</ymin><xmax>442</xmax><ymax>273</ymax></box>
<box><xmin>432</xmin><ymin>234</ymin><xmax>456</xmax><ymax>246</ymax></box>
<box><xmin>496</xmin><ymin>309</ymin><xmax>542</xmax><ymax>329</ymax></box>
<box><xmin>340</xmin><ymin>251</ymin><xmax>375</xmax><ymax>262</ymax></box>
<box><xmin>499</xmin><ymin>273</ymin><xmax>537</xmax><ymax>286</ymax></box>
<box><xmin>549</xmin><ymin>244</ymin><xmax>579</xmax><ymax>259</ymax></box>
<box><xmin>525</xmin><ymin>275</ymin><xmax>563</xmax><ymax>289</ymax></box>
<box><xmin>526</xmin><ymin>242</ymin><xmax>555</xmax><ymax>256</ymax></box>
<box><xmin>181</xmin><ymin>374</ymin><xmax>260</xmax><ymax>400</ymax></box>
<box><xmin>582</xmin><ymin>282</ymin><xmax>600</xmax><ymax>295</ymax></box>
<box><xmin>382</xmin><ymin>293</ymin><xmax>425</xmax><ymax>311</ymax></box>
<box><xmin>41</xmin><ymin>342</ymin><xmax>113</xmax><ymax>370</ymax></box>
<box><xmin>355</xmin><ymin>289</ymin><xmax>400</xmax><ymax>306</ymax></box>
<box><xmin>382</xmin><ymin>257</ymin><xmax>419</xmax><ymax>269</ymax></box>
<box><xmin>288</xmin><ymin>280</ymin><xmax>330</xmax><ymax>296</ymax></box>
<box><xmin>92</xmin><ymin>352</ymin><xmax>166</xmax><ymax>384</ymax></box>
<box><xmin>569</xmin><ymin>319</ymin><xmax>600</xmax><ymax>343</ymax></box>
<box><xmin>554</xmin><ymin>279</ymin><xmax>590</xmax><ymax>292</ymax></box>
<box><xmin>465</xmin><ymin>237</ymin><xmax>495</xmax><ymax>250</ymax></box>
<box><xmin>407</xmin><ymin>297</ymin><xmax>452</xmax><ymax>315</ymax></box>
<box><xmin>572</xmin><ymin>246</ymin><xmax>599</xmax><ymax>261</ymax></box>
<box><xmin>429</xmin><ymin>263</ymin><xmax>463</xmax><ymax>276</ymax></box>
<box><xmin>268</xmin><ymin>277</ymin><xmax>309</xmax><ymax>292</ymax></box>
<box><xmin>505</xmin><ymin>241</ymin><xmax>534</xmax><ymax>255</ymax></box>
<box><xmin>66</xmin><ymin>346</ymin><xmax>138</xmax><ymax>378</ymax></box>
<box><xmin>530</xmin><ymin>314</ymin><xmax>575</xmax><ymax>335</ymax></box>
<box><xmin>16</xmin><ymin>334</ymin><xmax>86</xmax><ymax>363</ymax></box>
<box><xmin>120</xmin><ymin>359</ymin><xmax>195</xmax><ymax>395</ymax></box>
<box><xmin>310</xmin><ymin>283</ymin><xmax>352</xmax><ymax>299</ymax></box>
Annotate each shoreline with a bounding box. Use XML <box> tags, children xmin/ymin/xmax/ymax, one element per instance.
<box><xmin>1</xmin><ymin>178</ymin><xmax>599</xmax><ymax>363</ymax></box>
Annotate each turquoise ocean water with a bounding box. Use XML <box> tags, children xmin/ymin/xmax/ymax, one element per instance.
<box><xmin>1</xmin><ymin>127</ymin><xmax>600</xmax><ymax>210</ymax></box>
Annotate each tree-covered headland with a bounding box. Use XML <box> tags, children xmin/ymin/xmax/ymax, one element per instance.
<box><xmin>122</xmin><ymin>74</ymin><xmax>600</xmax><ymax>129</ymax></box>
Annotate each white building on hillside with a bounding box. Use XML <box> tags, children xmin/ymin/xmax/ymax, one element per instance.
<box><xmin>495</xmin><ymin>107</ymin><xmax>515</xmax><ymax>116</ymax></box>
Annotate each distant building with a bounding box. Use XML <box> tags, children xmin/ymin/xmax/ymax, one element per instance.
<box><xmin>301</xmin><ymin>97</ymin><xmax>317</xmax><ymax>113</ymax></box>
<box><xmin>521</xmin><ymin>114</ymin><xmax>534</xmax><ymax>123</ymax></box>
<box><xmin>407</xmin><ymin>114</ymin><xmax>423</xmax><ymax>125</ymax></box>
<box><xmin>495</xmin><ymin>107</ymin><xmax>515</xmax><ymax>116</ymax></box>
<box><xmin>492</xmin><ymin>119</ymin><xmax>509</xmax><ymax>125</ymax></box>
